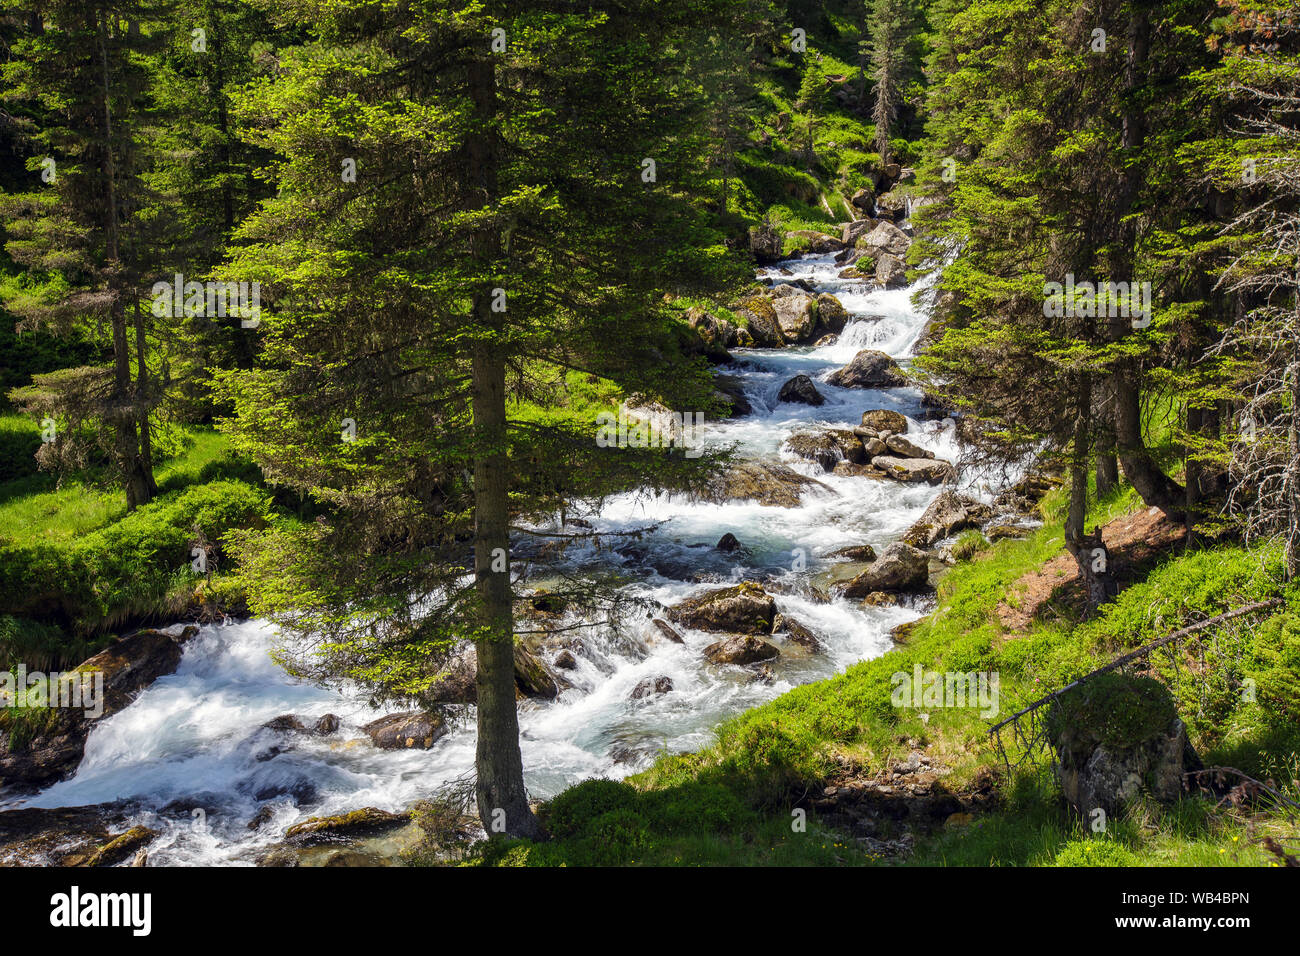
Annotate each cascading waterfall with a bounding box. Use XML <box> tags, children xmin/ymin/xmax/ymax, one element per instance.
<box><xmin>11</xmin><ymin>245</ymin><xmax>982</xmax><ymax>866</ymax></box>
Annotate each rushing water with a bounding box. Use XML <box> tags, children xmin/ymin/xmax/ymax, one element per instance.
<box><xmin>14</xmin><ymin>250</ymin><xmax>986</xmax><ymax>865</ymax></box>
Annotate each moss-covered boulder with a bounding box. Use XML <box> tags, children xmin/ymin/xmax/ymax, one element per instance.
<box><xmin>667</xmin><ymin>582</ymin><xmax>777</xmax><ymax>636</ymax></box>
<box><xmin>1047</xmin><ymin>673</ymin><xmax>1199</xmax><ymax>817</ymax></box>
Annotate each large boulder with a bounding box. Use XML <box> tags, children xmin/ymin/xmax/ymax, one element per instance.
<box><xmin>838</xmin><ymin>542</ymin><xmax>930</xmax><ymax>597</ymax></box>
<box><xmin>686</xmin><ymin>307</ymin><xmax>735</xmax><ymax>363</ymax></box>
<box><xmin>699</xmin><ymin>460</ymin><xmax>832</xmax><ymax>508</ymax></box>
<box><xmin>737</xmin><ymin>295</ymin><xmax>785</xmax><ymax>347</ymax></box>
<box><xmin>814</xmin><ymin>293</ymin><xmax>849</xmax><ymax>337</ymax></box>
<box><xmin>875</xmin><ymin>253</ymin><xmax>908</xmax><ymax>288</ymax></box>
<box><xmin>283</xmin><ymin>807</ymin><xmax>410</xmax><ymax>845</ymax></box>
<box><xmin>859</xmin><ymin>408</ymin><xmax>910</xmax><ymax>436</ymax></box>
<box><xmin>784</xmin><ymin>430</ymin><xmax>867</xmax><ymax>472</ymax></box>
<box><xmin>874</xmin><ymin>190</ymin><xmax>907</xmax><ymax>220</ymax></box>
<box><xmin>871</xmin><ymin>455</ymin><xmax>954</xmax><ymax>484</ymax></box>
<box><xmin>1049</xmin><ymin>674</ymin><xmax>1199</xmax><ymax>817</ymax></box>
<box><xmin>361</xmin><ymin>711</ymin><xmax>448</xmax><ymax>750</ymax></box>
<box><xmin>703</xmin><ymin>635</ymin><xmax>781</xmax><ymax>666</ymax></box>
<box><xmin>666</xmin><ymin>581</ymin><xmax>777</xmax><ymax>636</ymax></box>
<box><xmin>711</xmin><ymin>374</ymin><xmax>753</xmax><ymax>419</ymax></box>
<box><xmin>770</xmin><ymin>287</ymin><xmax>819</xmax><ymax>342</ymax></box>
<box><xmin>0</xmin><ymin>626</ymin><xmax>199</xmax><ymax>793</ymax></box>
<box><xmin>902</xmin><ymin>490</ymin><xmax>994</xmax><ymax>548</ymax></box>
<box><xmin>858</xmin><ymin>221</ymin><xmax>911</xmax><ymax>257</ymax></box>
<box><xmin>840</xmin><ymin>219</ymin><xmax>877</xmax><ymax>246</ymax></box>
<box><xmin>826</xmin><ymin>350</ymin><xmax>907</xmax><ymax>389</ymax></box>
<box><xmin>786</xmin><ymin>229</ymin><xmax>841</xmax><ymax>255</ymax></box>
<box><xmin>778</xmin><ymin>374</ymin><xmax>825</xmax><ymax>406</ymax></box>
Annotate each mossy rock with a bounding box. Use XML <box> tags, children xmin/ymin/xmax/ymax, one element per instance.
<box><xmin>1047</xmin><ymin>672</ymin><xmax>1177</xmax><ymax>758</ymax></box>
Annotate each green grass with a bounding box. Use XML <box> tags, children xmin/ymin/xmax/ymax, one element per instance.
<box><xmin>453</xmin><ymin>482</ymin><xmax>1300</xmax><ymax>867</ymax></box>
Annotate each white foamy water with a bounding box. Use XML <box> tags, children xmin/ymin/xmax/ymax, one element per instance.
<box><xmin>13</xmin><ymin>246</ymin><xmax>979</xmax><ymax>865</ymax></box>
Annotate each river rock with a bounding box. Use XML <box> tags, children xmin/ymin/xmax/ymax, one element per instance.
<box><xmin>313</xmin><ymin>714</ymin><xmax>341</xmax><ymax>735</ymax></box>
<box><xmin>772</xmin><ymin>614</ymin><xmax>822</xmax><ymax>651</ymax></box>
<box><xmin>840</xmin><ymin>219</ymin><xmax>877</xmax><ymax>246</ymax></box>
<box><xmin>826</xmin><ymin>350</ymin><xmax>907</xmax><ymax>389</ymax></box>
<box><xmin>283</xmin><ymin>807</ymin><xmax>410</xmax><ymax>845</ymax></box>
<box><xmin>712</xmin><ymin>374</ymin><xmax>753</xmax><ymax>418</ymax></box>
<box><xmin>784</xmin><ymin>432</ymin><xmax>844</xmax><ymax>472</ymax></box>
<box><xmin>703</xmin><ymin>635</ymin><xmax>781</xmax><ymax>666</ymax></box>
<box><xmin>838</xmin><ymin>542</ymin><xmax>930</xmax><ymax>597</ymax></box>
<box><xmin>884</xmin><ymin>434</ymin><xmax>934</xmax><ymax>459</ymax></box>
<box><xmin>650</xmin><ymin>619</ymin><xmax>685</xmax><ymax>644</ymax></box>
<box><xmin>850</xmin><ymin>187</ymin><xmax>874</xmax><ymax>212</ymax></box>
<box><xmin>737</xmin><ymin>295</ymin><xmax>785</xmax><ymax>347</ymax></box>
<box><xmin>749</xmin><ymin>222</ymin><xmax>784</xmax><ymax>264</ymax></box>
<box><xmin>361</xmin><ymin>711</ymin><xmax>447</xmax><ymax>750</ymax></box>
<box><xmin>871</xmin><ymin>455</ymin><xmax>953</xmax><ymax>484</ymax></box>
<box><xmin>554</xmin><ymin>650</ymin><xmax>579</xmax><ymax>670</ymax></box>
<box><xmin>0</xmin><ymin>626</ymin><xmax>199</xmax><ymax>793</ymax></box>
<box><xmin>874</xmin><ymin>190</ymin><xmax>907</xmax><ymax>220</ymax></box>
<box><xmin>666</xmin><ymin>581</ymin><xmax>776</xmax><ymax>636</ymax></box>
<box><xmin>859</xmin><ymin>408</ymin><xmax>909</xmax><ymax>436</ymax></box>
<box><xmin>84</xmin><ymin>826</ymin><xmax>157</xmax><ymax>868</ymax></box>
<box><xmin>858</xmin><ymin>220</ymin><xmax>911</xmax><ymax>257</ymax></box>
<box><xmin>786</xmin><ymin>229</ymin><xmax>841</xmax><ymax>254</ymax></box>
<box><xmin>699</xmin><ymin>460</ymin><xmax>831</xmax><ymax>508</ymax></box>
<box><xmin>827</xmin><ymin>544</ymin><xmax>878</xmax><ymax>562</ymax></box>
<box><xmin>685</xmin><ymin>307</ymin><xmax>734</xmax><ymax>363</ymax></box>
<box><xmin>425</xmin><ymin>643</ymin><xmax>564</xmax><ymax>704</ymax></box>
<box><xmin>778</xmin><ymin>374</ymin><xmax>826</xmax><ymax>406</ymax></box>
<box><xmin>814</xmin><ymin>293</ymin><xmax>849</xmax><ymax>336</ymax></box>
<box><xmin>630</xmin><ymin>676</ymin><xmax>674</xmax><ymax>700</ymax></box>
<box><xmin>715</xmin><ymin>532</ymin><xmax>742</xmax><ymax>552</ymax></box>
<box><xmin>875</xmin><ymin>253</ymin><xmax>908</xmax><ymax>287</ymax></box>
<box><xmin>770</xmin><ymin>287</ymin><xmax>819</xmax><ymax>342</ymax></box>
<box><xmin>902</xmin><ymin>490</ymin><xmax>994</xmax><ymax>548</ymax></box>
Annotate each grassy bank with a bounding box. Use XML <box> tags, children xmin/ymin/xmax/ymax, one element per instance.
<box><xmin>453</xmin><ymin>487</ymin><xmax>1299</xmax><ymax>867</ymax></box>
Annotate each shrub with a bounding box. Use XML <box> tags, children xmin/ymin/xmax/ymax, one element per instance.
<box><xmin>1052</xmin><ymin>837</ymin><xmax>1139</xmax><ymax>867</ymax></box>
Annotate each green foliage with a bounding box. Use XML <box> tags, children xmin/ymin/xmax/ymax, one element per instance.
<box><xmin>1051</xmin><ymin>837</ymin><xmax>1140</xmax><ymax>868</ymax></box>
<box><xmin>1046</xmin><ymin>673</ymin><xmax>1177</xmax><ymax>754</ymax></box>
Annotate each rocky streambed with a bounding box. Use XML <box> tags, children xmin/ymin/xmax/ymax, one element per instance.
<box><xmin>0</xmin><ymin>208</ymin><xmax>1055</xmax><ymax>866</ymax></box>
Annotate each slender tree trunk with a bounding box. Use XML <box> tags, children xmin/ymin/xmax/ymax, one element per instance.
<box><xmin>98</xmin><ymin>11</ymin><xmax>151</xmax><ymax>510</ymax></box>
<box><xmin>1095</xmin><ymin>452</ymin><xmax>1118</xmax><ymax>497</ymax></box>
<box><xmin>1064</xmin><ymin>375</ymin><xmax>1115</xmax><ymax>613</ymax></box>
<box><xmin>466</xmin><ymin>54</ymin><xmax>540</xmax><ymax>840</ymax></box>
<box><xmin>1287</xmin><ymin>277</ymin><xmax>1300</xmax><ymax>580</ymax></box>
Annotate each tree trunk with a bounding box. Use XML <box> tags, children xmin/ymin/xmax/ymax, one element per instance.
<box><xmin>1095</xmin><ymin>452</ymin><xmax>1118</xmax><ymax>497</ymax></box>
<box><xmin>98</xmin><ymin>11</ymin><xmax>152</xmax><ymax>510</ymax></box>
<box><xmin>466</xmin><ymin>54</ymin><xmax>540</xmax><ymax>840</ymax></box>
<box><xmin>1064</xmin><ymin>376</ymin><xmax>1115</xmax><ymax>613</ymax></box>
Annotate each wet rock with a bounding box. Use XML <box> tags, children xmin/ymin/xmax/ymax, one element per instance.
<box><xmin>778</xmin><ymin>373</ymin><xmax>825</xmax><ymax>406</ymax></box>
<box><xmin>772</xmin><ymin>614</ymin><xmax>822</xmax><ymax>651</ymax></box>
<box><xmin>0</xmin><ymin>803</ymin><xmax>140</xmax><ymax>867</ymax></box>
<box><xmin>84</xmin><ymin>826</ymin><xmax>157</xmax><ymax>868</ymax></box>
<box><xmin>313</xmin><ymin>714</ymin><xmax>341</xmax><ymax>736</ymax></box>
<box><xmin>248</xmin><ymin>806</ymin><xmax>276</xmax><ymax>831</ymax></box>
<box><xmin>715</xmin><ymin>532</ymin><xmax>742</xmax><ymax>553</ymax></box>
<box><xmin>871</xmin><ymin>455</ymin><xmax>954</xmax><ymax>484</ymax></box>
<box><xmin>283</xmin><ymin>807</ymin><xmax>410</xmax><ymax>846</ymax></box>
<box><xmin>700</xmin><ymin>460</ymin><xmax>832</xmax><ymax>508</ymax></box>
<box><xmin>859</xmin><ymin>592</ymin><xmax>901</xmax><ymax>607</ymax></box>
<box><xmin>814</xmin><ymin>293</ymin><xmax>849</xmax><ymax>336</ymax></box>
<box><xmin>650</xmin><ymin>619</ymin><xmax>686</xmax><ymax>644</ymax></box>
<box><xmin>425</xmin><ymin>643</ymin><xmax>564</xmax><ymax>704</ymax></box>
<box><xmin>874</xmin><ymin>190</ymin><xmax>907</xmax><ymax>220</ymax></box>
<box><xmin>826</xmin><ymin>350</ymin><xmax>907</xmax><ymax>389</ymax></box>
<box><xmin>554</xmin><ymin>650</ymin><xmax>579</xmax><ymax>670</ymax></box>
<box><xmin>814</xmin><ymin>333</ymin><xmax>840</xmax><ymax>346</ymax></box>
<box><xmin>859</xmin><ymin>408</ymin><xmax>909</xmax><ymax>436</ymax></box>
<box><xmin>785</xmin><ymin>432</ymin><xmax>846</xmax><ymax>472</ymax></box>
<box><xmin>703</xmin><ymin>635</ymin><xmax>781</xmax><ymax>666</ymax></box>
<box><xmin>902</xmin><ymin>491</ymin><xmax>994</xmax><ymax>548</ymax></box>
<box><xmin>712</xmin><ymin>374</ymin><xmax>753</xmax><ymax>418</ymax></box>
<box><xmin>827</xmin><ymin>544</ymin><xmax>878</xmax><ymax>562</ymax></box>
<box><xmin>0</xmin><ymin>626</ymin><xmax>199</xmax><ymax>793</ymax></box>
<box><xmin>838</xmin><ymin>542</ymin><xmax>931</xmax><ymax>597</ymax></box>
<box><xmin>361</xmin><ymin>711</ymin><xmax>448</xmax><ymax>751</ymax></box>
<box><xmin>630</xmin><ymin>676</ymin><xmax>674</xmax><ymax>700</ymax></box>
<box><xmin>987</xmin><ymin>523</ymin><xmax>1030</xmax><ymax>541</ymax></box>
<box><xmin>666</xmin><ymin>581</ymin><xmax>777</xmax><ymax>636</ymax></box>
<box><xmin>263</xmin><ymin>715</ymin><xmax>306</xmax><ymax>733</ymax></box>
<box><xmin>840</xmin><ymin>219</ymin><xmax>878</xmax><ymax>246</ymax></box>
<box><xmin>849</xmin><ymin>187</ymin><xmax>875</xmax><ymax>212</ymax></box>
<box><xmin>884</xmin><ymin>434</ymin><xmax>934</xmax><ymax>460</ymax></box>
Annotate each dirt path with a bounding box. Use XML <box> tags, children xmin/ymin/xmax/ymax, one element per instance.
<box><xmin>997</xmin><ymin>506</ymin><xmax>1186</xmax><ymax>632</ymax></box>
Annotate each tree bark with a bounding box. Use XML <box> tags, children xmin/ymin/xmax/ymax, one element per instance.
<box><xmin>466</xmin><ymin>53</ymin><xmax>540</xmax><ymax>840</ymax></box>
<box><xmin>1064</xmin><ymin>376</ymin><xmax>1115</xmax><ymax>613</ymax></box>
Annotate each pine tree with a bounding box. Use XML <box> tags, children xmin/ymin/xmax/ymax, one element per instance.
<box><xmin>212</xmin><ymin>0</ymin><xmax>745</xmax><ymax>836</ymax></box>
<box><xmin>861</xmin><ymin>0</ymin><xmax>914</xmax><ymax>165</ymax></box>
